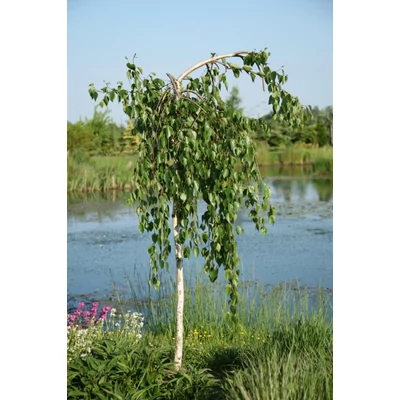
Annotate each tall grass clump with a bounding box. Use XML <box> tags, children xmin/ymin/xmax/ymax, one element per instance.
<box><xmin>67</xmin><ymin>152</ymin><xmax>138</xmax><ymax>192</ymax></box>
<box><xmin>254</xmin><ymin>142</ymin><xmax>333</xmax><ymax>172</ymax></box>
<box><xmin>223</xmin><ymin>340</ymin><xmax>332</xmax><ymax>400</ymax></box>
<box><xmin>312</xmin><ymin>147</ymin><xmax>333</xmax><ymax>175</ymax></box>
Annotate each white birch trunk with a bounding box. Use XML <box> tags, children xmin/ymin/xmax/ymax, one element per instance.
<box><xmin>172</xmin><ymin>208</ymin><xmax>184</xmax><ymax>371</ymax></box>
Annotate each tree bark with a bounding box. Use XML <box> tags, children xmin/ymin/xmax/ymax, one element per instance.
<box><xmin>172</xmin><ymin>206</ymin><xmax>184</xmax><ymax>371</ymax></box>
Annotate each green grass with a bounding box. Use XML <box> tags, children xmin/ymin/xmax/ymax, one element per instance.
<box><xmin>67</xmin><ymin>276</ymin><xmax>333</xmax><ymax>399</ymax></box>
<box><xmin>67</xmin><ymin>144</ymin><xmax>333</xmax><ymax>193</ymax></box>
<box><xmin>256</xmin><ymin>142</ymin><xmax>333</xmax><ymax>170</ymax></box>
<box><xmin>67</xmin><ymin>153</ymin><xmax>138</xmax><ymax>193</ymax></box>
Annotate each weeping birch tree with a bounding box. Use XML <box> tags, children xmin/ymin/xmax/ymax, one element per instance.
<box><xmin>89</xmin><ymin>49</ymin><xmax>310</xmax><ymax>370</ymax></box>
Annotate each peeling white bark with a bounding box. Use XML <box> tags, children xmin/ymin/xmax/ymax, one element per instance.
<box><xmin>172</xmin><ymin>209</ymin><xmax>184</xmax><ymax>371</ymax></box>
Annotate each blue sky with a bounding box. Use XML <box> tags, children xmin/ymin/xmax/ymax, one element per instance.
<box><xmin>68</xmin><ymin>0</ymin><xmax>332</xmax><ymax>125</ymax></box>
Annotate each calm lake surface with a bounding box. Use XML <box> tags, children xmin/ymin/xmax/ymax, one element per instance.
<box><xmin>67</xmin><ymin>167</ymin><xmax>332</xmax><ymax>311</ymax></box>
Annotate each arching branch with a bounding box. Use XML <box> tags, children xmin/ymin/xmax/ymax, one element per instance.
<box><xmin>176</xmin><ymin>51</ymin><xmax>250</xmax><ymax>84</ymax></box>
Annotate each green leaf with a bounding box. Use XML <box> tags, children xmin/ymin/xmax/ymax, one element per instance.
<box><xmin>89</xmin><ymin>90</ymin><xmax>98</xmax><ymax>101</ymax></box>
<box><xmin>225</xmin><ymin>270</ymin><xmax>232</xmax><ymax>280</ymax></box>
<box><xmin>209</xmin><ymin>269</ymin><xmax>218</xmax><ymax>282</ymax></box>
<box><xmin>148</xmin><ymin>244</ymin><xmax>156</xmax><ymax>255</ymax></box>
<box><xmin>223</xmin><ymin>78</ymin><xmax>229</xmax><ymax>91</ymax></box>
<box><xmin>125</xmin><ymin>106</ymin><xmax>132</xmax><ymax>117</ymax></box>
<box><xmin>183</xmin><ymin>246</ymin><xmax>190</xmax><ymax>258</ymax></box>
<box><xmin>235</xmin><ymin>226</ymin><xmax>243</xmax><ymax>235</ymax></box>
<box><xmin>165</xmin><ymin>125</ymin><xmax>173</xmax><ymax>138</ymax></box>
<box><xmin>180</xmin><ymin>193</ymin><xmax>187</xmax><ymax>202</ymax></box>
<box><xmin>228</xmin><ymin>62</ymin><xmax>241</xmax><ymax>70</ymax></box>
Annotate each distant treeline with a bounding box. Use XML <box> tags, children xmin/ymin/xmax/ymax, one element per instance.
<box><xmin>258</xmin><ymin>106</ymin><xmax>333</xmax><ymax>148</ymax></box>
<box><xmin>67</xmin><ymin>104</ymin><xmax>333</xmax><ymax>157</ymax></box>
<box><xmin>67</xmin><ymin>107</ymin><xmax>139</xmax><ymax>157</ymax></box>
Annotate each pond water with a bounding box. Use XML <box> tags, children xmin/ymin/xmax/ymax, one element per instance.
<box><xmin>67</xmin><ymin>166</ymin><xmax>333</xmax><ymax>311</ymax></box>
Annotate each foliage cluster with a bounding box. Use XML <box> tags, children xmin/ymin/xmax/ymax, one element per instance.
<box><xmin>87</xmin><ymin>50</ymin><xmax>314</xmax><ymax>320</ymax></box>
<box><xmin>226</xmin><ymin>86</ymin><xmax>333</xmax><ymax>148</ymax></box>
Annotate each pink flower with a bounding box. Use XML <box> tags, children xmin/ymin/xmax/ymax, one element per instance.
<box><xmin>90</xmin><ymin>302</ymin><xmax>99</xmax><ymax>318</ymax></box>
<box><xmin>100</xmin><ymin>306</ymin><xmax>111</xmax><ymax>318</ymax></box>
<box><xmin>67</xmin><ymin>314</ymin><xmax>76</xmax><ymax>326</ymax></box>
<box><xmin>67</xmin><ymin>302</ymin><xmax>112</xmax><ymax>328</ymax></box>
<box><xmin>95</xmin><ymin>305</ymin><xmax>111</xmax><ymax>323</ymax></box>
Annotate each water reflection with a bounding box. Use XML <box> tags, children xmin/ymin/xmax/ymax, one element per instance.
<box><xmin>312</xmin><ymin>178</ymin><xmax>333</xmax><ymax>202</ymax></box>
<box><xmin>268</xmin><ymin>178</ymin><xmax>332</xmax><ymax>203</ymax></box>
<box><xmin>67</xmin><ymin>167</ymin><xmax>333</xmax><ymax>220</ymax></box>
<box><xmin>67</xmin><ymin>191</ymin><xmax>131</xmax><ymax>223</ymax></box>
<box><xmin>259</xmin><ymin>165</ymin><xmax>315</xmax><ymax>178</ymax></box>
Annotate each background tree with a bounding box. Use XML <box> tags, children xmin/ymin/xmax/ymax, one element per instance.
<box><xmin>315</xmin><ymin>120</ymin><xmax>329</xmax><ymax>147</ymax></box>
<box><xmin>84</xmin><ymin>106</ymin><xmax>113</xmax><ymax>155</ymax></box>
<box><xmin>67</xmin><ymin>120</ymin><xmax>94</xmax><ymax>154</ymax></box>
<box><xmin>258</xmin><ymin>106</ymin><xmax>333</xmax><ymax>147</ymax></box>
<box><xmin>122</xmin><ymin>119</ymin><xmax>140</xmax><ymax>155</ymax></box>
<box><xmin>89</xmin><ymin>49</ymin><xmax>310</xmax><ymax>370</ymax></box>
<box><xmin>324</xmin><ymin>106</ymin><xmax>333</xmax><ymax>146</ymax></box>
<box><xmin>67</xmin><ymin>107</ymin><xmax>128</xmax><ymax>156</ymax></box>
<box><xmin>106</xmin><ymin>120</ymin><xmax>126</xmax><ymax>155</ymax></box>
<box><xmin>225</xmin><ymin>86</ymin><xmax>244</xmax><ymax>113</ymax></box>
